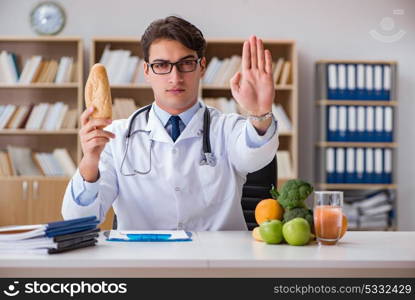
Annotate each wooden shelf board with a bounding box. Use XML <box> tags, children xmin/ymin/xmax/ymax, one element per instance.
<box><xmin>317</xmin><ymin>183</ymin><xmax>397</xmax><ymax>190</ymax></box>
<box><xmin>317</xmin><ymin>142</ymin><xmax>398</xmax><ymax>148</ymax></box>
<box><xmin>317</xmin><ymin>100</ymin><xmax>397</xmax><ymax>106</ymax></box>
<box><xmin>0</xmin><ymin>176</ymin><xmax>71</xmax><ymax>181</ymax></box>
<box><xmin>316</xmin><ymin>59</ymin><xmax>397</xmax><ymax>64</ymax></box>
<box><xmin>0</xmin><ymin>83</ymin><xmax>79</xmax><ymax>89</ymax></box>
<box><xmin>0</xmin><ymin>129</ymin><xmax>78</xmax><ymax>135</ymax></box>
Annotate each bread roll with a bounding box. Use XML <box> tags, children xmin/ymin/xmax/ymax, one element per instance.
<box><xmin>85</xmin><ymin>63</ymin><xmax>112</xmax><ymax>120</ymax></box>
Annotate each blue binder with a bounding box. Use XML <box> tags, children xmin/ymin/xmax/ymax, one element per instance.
<box><xmin>356</xmin><ymin>64</ymin><xmax>365</xmax><ymax>100</ymax></box>
<box><xmin>326</xmin><ymin>148</ymin><xmax>336</xmax><ymax>183</ymax></box>
<box><xmin>365</xmin><ymin>106</ymin><xmax>375</xmax><ymax>142</ymax></box>
<box><xmin>347</xmin><ymin>64</ymin><xmax>357</xmax><ymax>99</ymax></box>
<box><xmin>374</xmin><ymin>106</ymin><xmax>384</xmax><ymax>142</ymax></box>
<box><xmin>364</xmin><ymin>148</ymin><xmax>374</xmax><ymax>183</ymax></box>
<box><xmin>327</xmin><ymin>106</ymin><xmax>338</xmax><ymax>141</ymax></box>
<box><xmin>374</xmin><ymin>148</ymin><xmax>383</xmax><ymax>183</ymax></box>
<box><xmin>345</xmin><ymin>148</ymin><xmax>356</xmax><ymax>183</ymax></box>
<box><xmin>384</xmin><ymin>107</ymin><xmax>393</xmax><ymax>142</ymax></box>
<box><xmin>383</xmin><ymin>64</ymin><xmax>391</xmax><ymax>100</ymax></box>
<box><xmin>336</xmin><ymin>148</ymin><xmax>345</xmax><ymax>183</ymax></box>
<box><xmin>327</xmin><ymin>64</ymin><xmax>338</xmax><ymax>99</ymax></box>
<box><xmin>384</xmin><ymin>149</ymin><xmax>392</xmax><ymax>183</ymax></box>
<box><xmin>355</xmin><ymin>148</ymin><xmax>365</xmax><ymax>183</ymax></box>
<box><xmin>347</xmin><ymin>106</ymin><xmax>357</xmax><ymax>141</ymax></box>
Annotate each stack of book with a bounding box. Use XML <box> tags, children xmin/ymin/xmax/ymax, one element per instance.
<box><xmin>325</xmin><ymin>147</ymin><xmax>392</xmax><ymax>184</ymax></box>
<box><xmin>326</xmin><ymin>105</ymin><xmax>393</xmax><ymax>142</ymax></box>
<box><xmin>99</xmin><ymin>45</ymin><xmax>145</xmax><ymax>85</ymax></box>
<box><xmin>325</xmin><ymin>63</ymin><xmax>392</xmax><ymax>100</ymax></box>
<box><xmin>112</xmin><ymin>98</ymin><xmax>138</xmax><ymax>120</ymax></box>
<box><xmin>343</xmin><ymin>190</ymin><xmax>394</xmax><ymax>229</ymax></box>
<box><xmin>203</xmin><ymin>56</ymin><xmax>291</xmax><ymax>86</ymax></box>
<box><xmin>0</xmin><ymin>102</ymin><xmax>78</xmax><ymax>130</ymax></box>
<box><xmin>0</xmin><ymin>51</ymin><xmax>76</xmax><ymax>84</ymax></box>
<box><xmin>0</xmin><ymin>216</ymin><xmax>100</xmax><ymax>254</ymax></box>
<box><xmin>0</xmin><ymin>146</ymin><xmax>76</xmax><ymax>177</ymax></box>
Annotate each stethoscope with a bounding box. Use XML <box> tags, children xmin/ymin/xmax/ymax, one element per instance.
<box><xmin>120</xmin><ymin>104</ymin><xmax>216</xmax><ymax>176</ymax></box>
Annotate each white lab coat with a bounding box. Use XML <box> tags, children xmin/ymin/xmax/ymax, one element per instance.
<box><xmin>61</xmin><ymin>101</ymin><xmax>279</xmax><ymax>230</ymax></box>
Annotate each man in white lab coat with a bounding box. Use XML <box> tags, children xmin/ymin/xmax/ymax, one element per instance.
<box><xmin>62</xmin><ymin>16</ymin><xmax>279</xmax><ymax>230</ymax></box>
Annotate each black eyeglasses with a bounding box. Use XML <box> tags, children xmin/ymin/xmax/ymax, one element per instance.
<box><xmin>147</xmin><ymin>58</ymin><xmax>201</xmax><ymax>75</ymax></box>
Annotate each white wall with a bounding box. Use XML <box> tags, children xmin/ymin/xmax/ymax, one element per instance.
<box><xmin>1</xmin><ymin>0</ymin><xmax>414</xmax><ymax>229</ymax></box>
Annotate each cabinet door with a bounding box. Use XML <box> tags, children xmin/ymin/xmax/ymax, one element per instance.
<box><xmin>0</xmin><ymin>178</ymin><xmax>30</xmax><ymax>226</ymax></box>
<box><xmin>29</xmin><ymin>178</ymin><xmax>69</xmax><ymax>224</ymax></box>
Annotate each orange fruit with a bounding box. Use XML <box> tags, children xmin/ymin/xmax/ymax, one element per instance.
<box><xmin>255</xmin><ymin>198</ymin><xmax>284</xmax><ymax>225</ymax></box>
<box><xmin>252</xmin><ymin>227</ymin><xmax>263</xmax><ymax>242</ymax></box>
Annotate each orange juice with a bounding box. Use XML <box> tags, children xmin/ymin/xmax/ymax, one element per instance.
<box><xmin>314</xmin><ymin>205</ymin><xmax>342</xmax><ymax>245</ymax></box>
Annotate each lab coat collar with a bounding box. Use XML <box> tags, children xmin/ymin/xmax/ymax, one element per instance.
<box><xmin>129</xmin><ymin>100</ymin><xmax>206</xmax><ymax>144</ymax></box>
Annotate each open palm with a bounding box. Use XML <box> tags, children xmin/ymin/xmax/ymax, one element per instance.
<box><xmin>230</xmin><ymin>36</ymin><xmax>275</xmax><ymax>116</ymax></box>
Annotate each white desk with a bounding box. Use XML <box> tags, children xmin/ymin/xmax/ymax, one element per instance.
<box><xmin>1</xmin><ymin>231</ymin><xmax>414</xmax><ymax>277</ymax></box>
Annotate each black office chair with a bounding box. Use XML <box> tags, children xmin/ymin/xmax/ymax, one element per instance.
<box><xmin>113</xmin><ymin>157</ymin><xmax>278</xmax><ymax>230</ymax></box>
<box><xmin>241</xmin><ymin>157</ymin><xmax>277</xmax><ymax>230</ymax></box>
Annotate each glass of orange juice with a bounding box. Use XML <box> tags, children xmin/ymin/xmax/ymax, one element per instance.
<box><xmin>313</xmin><ymin>191</ymin><xmax>343</xmax><ymax>245</ymax></box>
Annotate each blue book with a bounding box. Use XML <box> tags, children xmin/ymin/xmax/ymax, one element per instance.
<box><xmin>0</xmin><ymin>216</ymin><xmax>99</xmax><ymax>241</ymax></box>
<box><xmin>374</xmin><ymin>148</ymin><xmax>383</xmax><ymax>183</ymax></box>
<box><xmin>345</xmin><ymin>148</ymin><xmax>356</xmax><ymax>183</ymax></box>
<box><xmin>374</xmin><ymin>65</ymin><xmax>383</xmax><ymax>100</ymax></box>
<box><xmin>365</xmin><ymin>106</ymin><xmax>375</xmax><ymax>142</ymax></box>
<box><xmin>338</xmin><ymin>64</ymin><xmax>347</xmax><ymax>99</ymax></box>
<box><xmin>383</xmin><ymin>65</ymin><xmax>391</xmax><ymax>100</ymax></box>
<box><xmin>336</xmin><ymin>148</ymin><xmax>345</xmax><ymax>183</ymax></box>
<box><xmin>384</xmin><ymin>149</ymin><xmax>393</xmax><ymax>183</ymax></box>
<box><xmin>327</xmin><ymin>64</ymin><xmax>339</xmax><ymax>99</ymax></box>
<box><xmin>338</xmin><ymin>106</ymin><xmax>347</xmax><ymax>141</ymax></box>
<box><xmin>327</xmin><ymin>106</ymin><xmax>338</xmax><ymax>141</ymax></box>
<box><xmin>374</xmin><ymin>106</ymin><xmax>384</xmax><ymax>142</ymax></box>
<box><xmin>347</xmin><ymin>64</ymin><xmax>357</xmax><ymax>99</ymax></box>
<box><xmin>355</xmin><ymin>148</ymin><xmax>365</xmax><ymax>183</ymax></box>
<box><xmin>347</xmin><ymin>106</ymin><xmax>357</xmax><ymax>141</ymax></box>
<box><xmin>365</xmin><ymin>65</ymin><xmax>374</xmax><ymax>100</ymax></box>
<box><xmin>364</xmin><ymin>148</ymin><xmax>374</xmax><ymax>183</ymax></box>
<box><xmin>356</xmin><ymin>106</ymin><xmax>365</xmax><ymax>142</ymax></box>
<box><xmin>356</xmin><ymin>64</ymin><xmax>365</xmax><ymax>99</ymax></box>
<box><xmin>384</xmin><ymin>107</ymin><xmax>393</xmax><ymax>142</ymax></box>
<box><xmin>326</xmin><ymin>148</ymin><xmax>336</xmax><ymax>183</ymax></box>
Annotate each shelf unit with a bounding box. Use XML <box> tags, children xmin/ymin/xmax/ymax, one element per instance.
<box><xmin>91</xmin><ymin>37</ymin><xmax>299</xmax><ymax>185</ymax></box>
<box><xmin>0</xmin><ymin>36</ymin><xmax>83</xmax><ymax>226</ymax></box>
<box><xmin>314</xmin><ymin>59</ymin><xmax>398</xmax><ymax>231</ymax></box>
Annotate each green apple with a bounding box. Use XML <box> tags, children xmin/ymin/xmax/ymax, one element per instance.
<box><xmin>259</xmin><ymin>220</ymin><xmax>283</xmax><ymax>244</ymax></box>
<box><xmin>282</xmin><ymin>217</ymin><xmax>311</xmax><ymax>246</ymax></box>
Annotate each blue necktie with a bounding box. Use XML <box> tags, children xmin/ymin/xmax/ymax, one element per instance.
<box><xmin>169</xmin><ymin>115</ymin><xmax>181</xmax><ymax>142</ymax></box>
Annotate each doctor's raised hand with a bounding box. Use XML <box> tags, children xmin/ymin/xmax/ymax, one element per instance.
<box><xmin>230</xmin><ymin>36</ymin><xmax>275</xmax><ymax>135</ymax></box>
<box><xmin>78</xmin><ymin>107</ymin><xmax>115</xmax><ymax>182</ymax></box>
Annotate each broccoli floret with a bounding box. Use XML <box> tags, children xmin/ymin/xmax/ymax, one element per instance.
<box><xmin>276</xmin><ymin>179</ymin><xmax>314</xmax><ymax>209</ymax></box>
<box><xmin>283</xmin><ymin>207</ymin><xmax>313</xmax><ymax>228</ymax></box>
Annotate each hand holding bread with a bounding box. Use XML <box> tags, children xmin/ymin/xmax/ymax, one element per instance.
<box><xmin>79</xmin><ymin>64</ymin><xmax>115</xmax><ymax>182</ymax></box>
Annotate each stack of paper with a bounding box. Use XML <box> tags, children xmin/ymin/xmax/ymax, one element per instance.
<box><xmin>0</xmin><ymin>216</ymin><xmax>100</xmax><ymax>254</ymax></box>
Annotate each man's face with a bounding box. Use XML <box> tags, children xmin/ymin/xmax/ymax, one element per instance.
<box><xmin>144</xmin><ymin>39</ymin><xmax>206</xmax><ymax>114</ymax></box>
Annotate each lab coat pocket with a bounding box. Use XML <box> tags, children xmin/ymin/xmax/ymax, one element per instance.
<box><xmin>198</xmin><ymin>153</ymin><xmax>227</xmax><ymax>207</ymax></box>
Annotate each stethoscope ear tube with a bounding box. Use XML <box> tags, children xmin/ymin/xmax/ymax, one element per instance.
<box><xmin>203</xmin><ymin>108</ymin><xmax>211</xmax><ymax>154</ymax></box>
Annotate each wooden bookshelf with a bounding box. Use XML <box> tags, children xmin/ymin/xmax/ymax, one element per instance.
<box><xmin>0</xmin><ymin>36</ymin><xmax>83</xmax><ymax>226</ymax></box>
<box><xmin>91</xmin><ymin>37</ymin><xmax>299</xmax><ymax>229</ymax></box>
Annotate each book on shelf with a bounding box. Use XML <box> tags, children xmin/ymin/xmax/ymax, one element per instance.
<box><xmin>98</xmin><ymin>44</ymin><xmax>143</xmax><ymax>84</ymax></box>
<box><xmin>273</xmin><ymin>58</ymin><xmax>285</xmax><ymax>84</ymax></box>
<box><xmin>276</xmin><ymin>150</ymin><xmax>292</xmax><ymax>178</ymax></box>
<box><xmin>0</xmin><ymin>50</ymin><xmax>19</xmax><ymax>83</ymax></box>
<box><xmin>0</xmin><ymin>102</ymin><xmax>75</xmax><ymax>131</ymax></box>
<box><xmin>112</xmin><ymin>98</ymin><xmax>138</xmax><ymax>120</ymax></box>
<box><xmin>0</xmin><ymin>216</ymin><xmax>99</xmax><ymax>254</ymax></box>
<box><xmin>326</xmin><ymin>105</ymin><xmax>393</xmax><ymax>142</ymax></box>
<box><xmin>319</xmin><ymin>62</ymin><xmax>393</xmax><ymax>100</ymax></box>
<box><xmin>272</xmin><ymin>103</ymin><xmax>292</xmax><ymax>133</ymax></box>
<box><xmin>2</xmin><ymin>146</ymin><xmax>76</xmax><ymax>177</ymax></box>
<box><xmin>325</xmin><ymin>147</ymin><xmax>392</xmax><ymax>184</ymax></box>
<box><xmin>278</xmin><ymin>61</ymin><xmax>291</xmax><ymax>85</ymax></box>
<box><xmin>0</xmin><ymin>52</ymin><xmax>76</xmax><ymax>84</ymax></box>
<box><xmin>0</xmin><ymin>151</ymin><xmax>13</xmax><ymax>176</ymax></box>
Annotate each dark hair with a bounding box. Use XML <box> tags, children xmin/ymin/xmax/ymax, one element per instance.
<box><xmin>141</xmin><ymin>16</ymin><xmax>206</xmax><ymax>62</ymax></box>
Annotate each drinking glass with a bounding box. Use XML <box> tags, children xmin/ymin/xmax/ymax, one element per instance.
<box><xmin>313</xmin><ymin>191</ymin><xmax>343</xmax><ymax>245</ymax></box>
